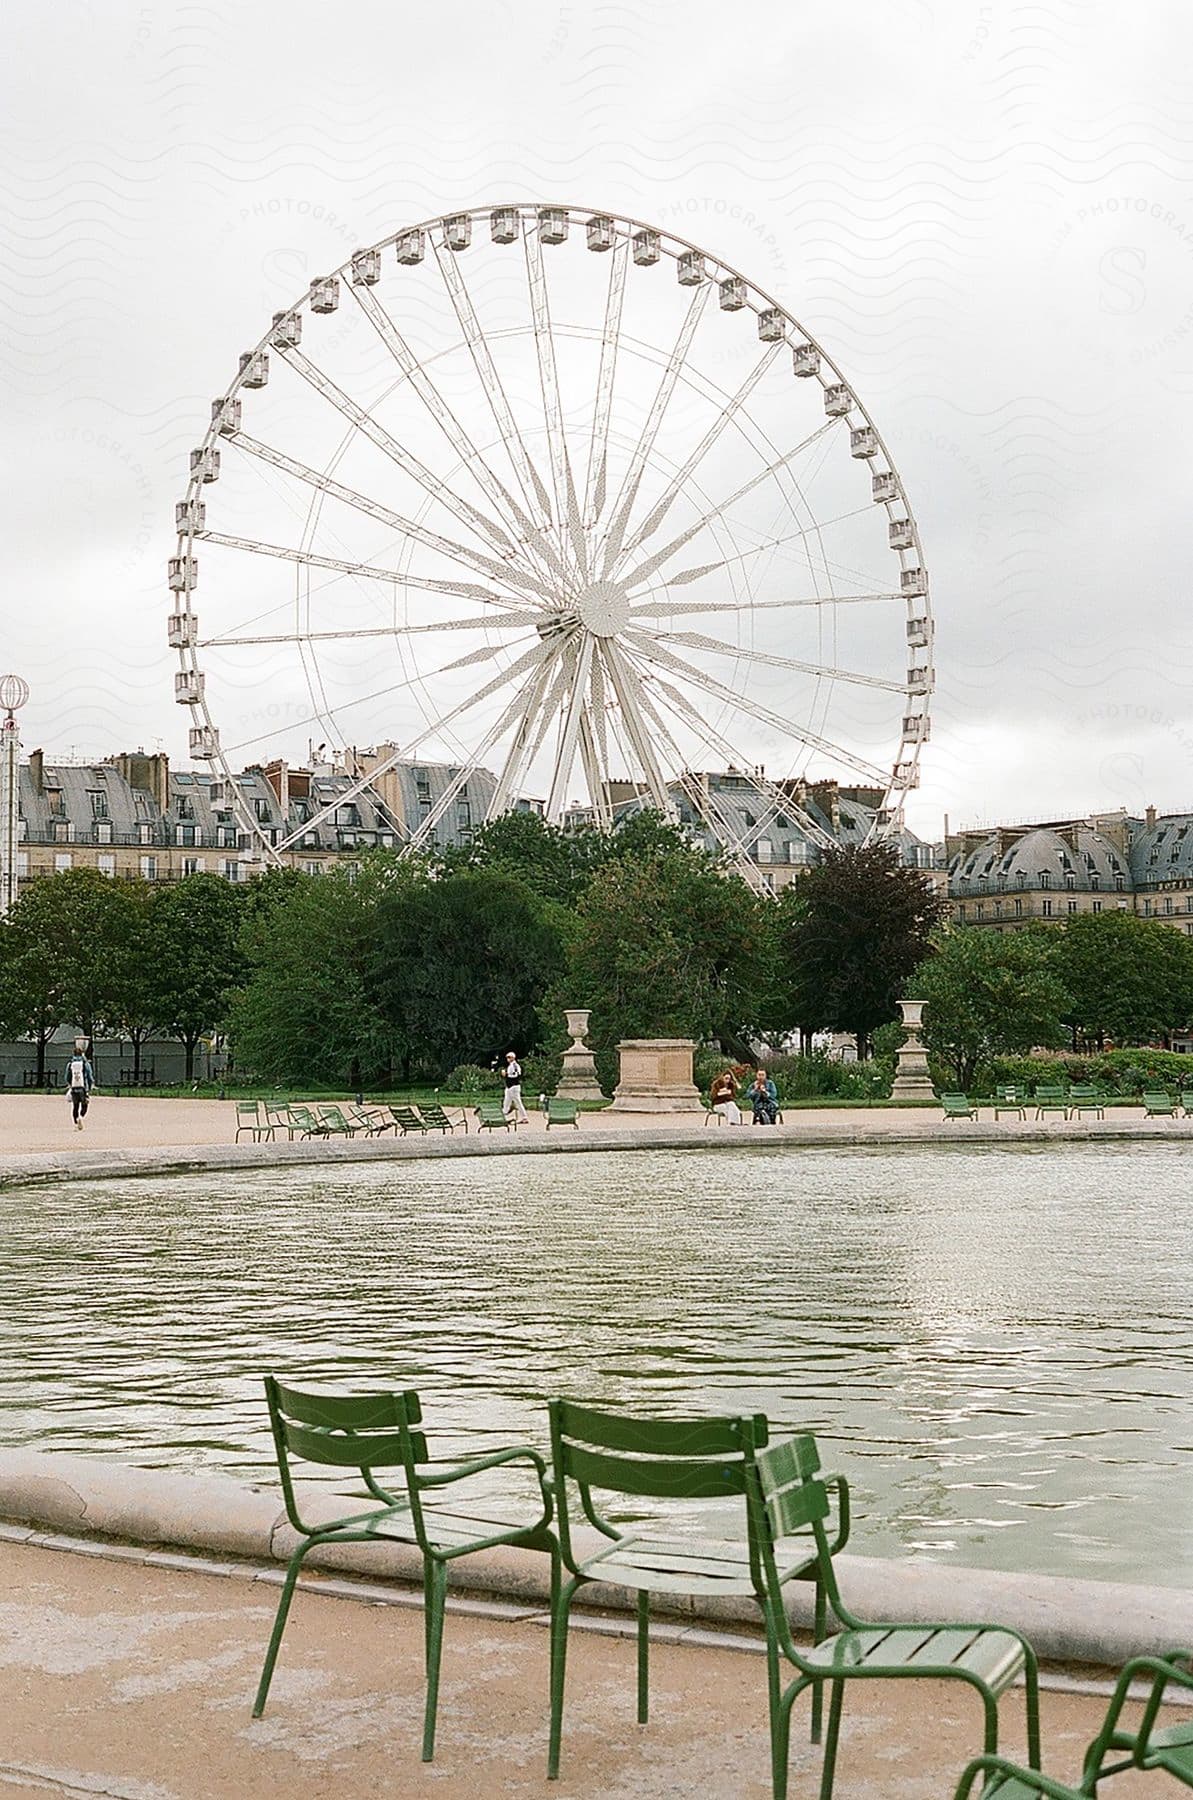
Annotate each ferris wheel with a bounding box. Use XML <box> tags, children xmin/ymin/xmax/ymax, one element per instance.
<box><xmin>168</xmin><ymin>203</ymin><xmax>932</xmax><ymax>873</ymax></box>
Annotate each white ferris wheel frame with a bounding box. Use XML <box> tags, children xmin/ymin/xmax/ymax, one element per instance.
<box><xmin>168</xmin><ymin>202</ymin><xmax>934</xmax><ymax>879</ymax></box>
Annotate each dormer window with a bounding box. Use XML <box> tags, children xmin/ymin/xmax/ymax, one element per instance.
<box><xmin>1039</xmin><ymin>871</ymin><xmax>1050</xmax><ymax>890</ymax></box>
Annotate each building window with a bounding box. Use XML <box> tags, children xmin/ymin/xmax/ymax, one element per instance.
<box><xmin>304</xmin><ymin>860</ymin><xmax>320</xmax><ymax>876</ymax></box>
<box><xmin>1090</xmin><ymin>873</ymin><xmax>1100</xmax><ymax>890</ymax></box>
<box><xmin>138</xmin><ymin>823</ymin><xmax>153</xmax><ymax>845</ymax></box>
<box><xmin>176</xmin><ymin>824</ymin><xmax>196</xmax><ymax>847</ymax></box>
<box><xmin>255</xmin><ymin>797</ymin><xmax>272</xmax><ymax>823</ymax></box>
<box><xmin>218</xmin><ymin>826</ymin><xmax>237</xmax><ymax>848</ymax></box>
<box><xmin>47</xmin><ymin>788</ymin><xmax>65</xmax><ymax>817</ymax></box>
<box><xmin>456</xmin><ymin>797</ymin><xmax>472</xmax><ymax>834</ymax></box>
<box><xmin>183</xmin><ymin>857</ymin><xmax>200</xmax><ymax>877</ymax></box>
<box><xmin>1068</xmin><ymin>899</ymin><xmax>1078</xmax><ymax>914</ymax></box>
<box><xmin>140</xmin><ymin>856</ymin><xmax>157</xmax><ymax>880</ymax></box>
<box><xmin>1042</xmin><ymin>899</ymin><xmax>1053</xmax><ymax>917</ymax></box>
<box><xmin>1093</xmin><ymin>900</ymin><xmax>1103</xmax><ymax>913</ymax></box>
<box><xmin>1115</xmin><ymin>873</ymin><xmax>1125</xmax><ymax>891</ymax></box>
<box><xmin>1143</xmin><ymin>899</ymin><xmax>1152</xmax><ymax>916</ymax></box>
<box><xmin>994</xmin><ymin>901</ymin><xmax>1002</xmax><ymax>918</ymax></box>
<box><xmin>222</xmin><ymin>859</ymin><xmax>240</xmax><ymax>882</ymax></box>
<box><xmin>97</xmin><ymin>854</ymin><xmax>115</xmax><ymax>878</ymax></box>
<box><xmin>1039</xmin><ymin>872</ymin><xmax>1050</xmax><ymax>889</ymax></box>
<box><xmin>335</xmin><ymin>802</ymin><xmax>360</xmax><ymax>827</ymax></box>
<box><xmin>975</xmin><ymin>903</ymin><xmax>984</xmax><ymax>920</ymax></box>
<box><xmin>177</xmin><ymin>796</ymin><xmax>194</xmax><ymax>820</ymax></box>
<box><xmin>1013</xmin><ymin>898</ymin><xmax>1023</xmax><ymax>917</ymax></box>
<box><xmin>1065</xmin><ymin>872</ymin><xmax>1076</xmax><ymax>889</ymax></box>
<box><xmin>54</xmin><ymin>852</ymin><xmax>72</xmax><ymax>872</ymax></box>
<box><xmin>956</xmin><ymin>904</ymin><xmax>966</xmax><ymax>921</ymax></box>
<box><xmin>95</xmin><ymin>821</ymin><xmax>112</xmax><ymax>844</ymax></box>
<box><xmin>88</xmin><ymin>789</ymin><xmax>108</xmax><ymax>820</ymax></box>
<box><xmin>1165</xmin><ymin>897</ymin><xmax>1174</xmax><ymax>914</ymax></box>
<box><xmin>55</xmin><ymin>819</ymin><xmax>73</xmax><ymax>843</ymax></box>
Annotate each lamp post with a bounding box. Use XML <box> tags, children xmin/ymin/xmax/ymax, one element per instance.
<box><xmin>0</xmin><ymin>675</ymin><xmax>29</xmax><ymax>917</ymax></box>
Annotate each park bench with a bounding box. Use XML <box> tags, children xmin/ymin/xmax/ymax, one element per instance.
<box><xmin>545</xmin><ymin>1097</ymin><xmax>579</xmax><ymax>1129</ymax></box>
<box><xmin>941</xmin><ymin>1092</ymin><xmax>978</xmax><ymax>1121</ymax></box>
<box><xmin>1067</xmin><ymin>1084</ymin><xmax>1106</xmax><ymax>1119</ymax></box>
<box><xmin>418</xmin><ymin>1103</ymin><xmax>464</xmax><ymax>1133</ymax></box>
<box><xmin>255</xmin><ymin>1378</ymin><xmax>555</xmax><ymax>1765</ymax></box>
<box><xmin>234</xmin><ymin>1100</ymin><xmax>272</xmax><ymax>1142</ymax></box>
<box><xmin>475</xmin><ymin>1099</ymin><xmax>512</xmax><ymax>1131</ymax></box>
<box><xmin>546</xmin><ymin>1404</ymin><xmax>1038</xmax><ymax>1800</ymax></box>
<box><xmin>1033</xmin><ymin>1085</ymin><xmax>1069</xmax><ymax>1119</ymax></box>
<box><xmin>993</xmin><ymin>1084</ymin><xmax>1026</xmax><ymax>1120</ymax></box>
<box><xmin>1143</xmin><ymin>1091</ymin><xmax>1177</xmax><ymax>1117</ymax></box>
<box><xmin>954</xmin><ymin>1649</ymin><xmax>1193</xmax><ymax>1797</ymax></box>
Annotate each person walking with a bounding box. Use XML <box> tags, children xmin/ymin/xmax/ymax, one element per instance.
<box><xmin>501</xmin><ymin>1050</ymin><xmax>531</xmax><ymax>1125</ymax></box>
<box><xmin>750</xmin><ymin>1067</ymin><xmax>778</xmax><ymax>1126</ymax></box>
<box><xmin>709</xmin><ymin>1068</ymin><xmax>742</xmax><ymax>1124</ymax></box>
<box><xmin>65</xmin><ymin>1047</ymin><xmax>95</xmax><ymax>1131</ymax></box>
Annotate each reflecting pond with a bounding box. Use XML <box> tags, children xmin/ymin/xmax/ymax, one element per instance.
<box><xmin>2</xmin><ymin>1143</ymin><xmax>1191</xmax><ymax>1586</ymax></box>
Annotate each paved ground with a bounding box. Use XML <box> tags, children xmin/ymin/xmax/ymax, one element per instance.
<box><xmin>0</xmin><ymin>1539</ymin><xmax>1177</xmax><ymax>1799</ymax></box>
<box><xmin>0</xmin><ymin>1091</ymin><xmax>1187</xmax><ymax>1159</ymax></box>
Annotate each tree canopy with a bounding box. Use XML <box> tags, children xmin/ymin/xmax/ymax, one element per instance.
<box><xmin>1053</xmin><ymin>910</ymin><xmax>1193</xmax><ymax>1048</ymax></box>
<box><xmin>916</xmin><ymin>925</ymin><xmax>1071</xmax><ymax>1087</ymax></box>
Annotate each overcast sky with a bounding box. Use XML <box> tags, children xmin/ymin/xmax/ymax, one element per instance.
<box><xmin>3</xmin><ymin>0</ymin><xmax>1191</xmax><ymax>839</ymax></box>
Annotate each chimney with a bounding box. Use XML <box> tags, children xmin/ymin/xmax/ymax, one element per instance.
<box><xmin>1146</xmin><ymin>805</ymin><xmax>1157</xmax><ymax>830</ymax></box>
<box><xmin>109</xmin><ymin>750</ymin><xmax>169</xmax><ymax>814</ymax></box>
<box><xmin>29</xmin><ymin>747</ymin><xmax>44</xmax><ymax>795</ymax></box>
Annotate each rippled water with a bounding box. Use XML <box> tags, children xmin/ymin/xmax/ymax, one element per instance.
<box><xmin>2</xmin><ymin>1143</ymin><xmax>1191</xmax><ymax>1586</ymax></box>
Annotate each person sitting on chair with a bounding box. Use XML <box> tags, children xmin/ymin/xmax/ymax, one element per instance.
<box><xmin>750</xmin><ymin>1067</ymin><xmax>778</xmax><ymax>1125</ymax></box>
<box><xmin>709</xmin><ymin>1069</ymin><xmax>742</xmax><ymax>1124</ymax></box>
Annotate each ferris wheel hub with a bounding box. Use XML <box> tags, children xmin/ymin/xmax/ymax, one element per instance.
<box><xmin>574</xmin><ymin>579</ymin><xmax>630</xmax><ymax>639</ymax></box>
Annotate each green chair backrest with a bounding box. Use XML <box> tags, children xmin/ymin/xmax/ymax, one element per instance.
<box><xmin>264</xmin><ymin>1376</ymin><xmax>427</xmax><ymax>1537</ymax></box>
<box><xmin>548</xmin><ymin>1398</ymin><xmax>768</xmax><ymax>1567</ymax></box>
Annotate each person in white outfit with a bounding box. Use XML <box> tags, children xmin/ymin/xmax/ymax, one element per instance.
<box><xmin>501</xmin><ymin>1050</ymin><xmax>531</xmax><ymax>1124</ymax></box>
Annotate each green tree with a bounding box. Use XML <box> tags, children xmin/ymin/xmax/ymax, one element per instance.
<box><xmin>374</xmin><ymin>866</ymin><xmax>567</xmax><ymax>1077</ymax></box>
<box><xmin>437</xmin><ymin>811</ymin><xmax>601</xmax><ymax>909</ymax></box>
<box><xmin>1054</xmin><ymin>910</ymin><xmax>1193</xmax><ymax>1047</ymax></box>
<box><xmin>104</xmin><ymin>879</ymin><xmax>159</xmax><ymax>1081</ymax></box>
<box><xmin>146</xmin><ymin>874</ymin><xmax>246</xmax><ymax>1079</ymax></box>
<box><xmin>556</xmin><ymin>845</ymin><xmax>769</xmax><ymax>1082</ymax></box>
<box><xmin>0</xmin><ymin>869</ymin><xmax>133</xmax><ymax>1078</ymax></box>
<box><xmin>773</xmin><ymin>843</ymin><xmax>946</xmax><ymax>1054</ymax></box>
<box><xmin>231</xmin><ymin>861</ymin><xmax>399</xmax><ymax>1087</ymax></box>
<box><xmin>916</xmin><ymin>926</ymin><xmax>1071</xmax><ymax>1088</ymax></box>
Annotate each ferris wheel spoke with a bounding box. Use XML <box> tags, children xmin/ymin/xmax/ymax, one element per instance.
<box><xmin>199</xmin><ymin>610</ymin><xmax>541</xmax><ymax>651</ymax></box>
<box><xmin>622</xmin><ymin>682</ymin><xmax>759</xmax><ymax>870</ymax></box>
<box><xmin>627</xmin><ymin>502</ymin><xmax>881</xmax><ymax>604</ymax></box>
<box><xmin>275</xmin><ymin>345</ymin><xmax>522</xmax><ymax>561</ymax></box>
<box><xmin>623</xmin><ymin>663</ymin><xmax>838</xmax><ymax>854</ymax></box>
<box><xmin>232</xmin><ymin>436</ymin><xmax>558</xmax><ymax>610</ymax></box>
<box><xmin>196</xmin><ymin>529</ymin><xmax>536</xmax><ymax>609</ymax></box>
<box><xmin>487</xmin><ymin>651</ymin><xmax>567</xmax><ymax>818</ymax></box>
<box><xmin>350</xmin><ymin>282</ymin><xmax>549</xmax><ymax>565</ymax></box>
<box><xmin>626</xmin><ymin>629</ymin><xmax>891</xmax><ymax>788</ymax></box>
<box><xmin>597</xmin><ymin>282</ymin><xmax>712</xmax><ymax>580</ymax></box>
<box><xmin>523</xmin><ymin>227</ymin><xmax>587</xmax><ymax>579</ymax></box>
<box><xmin>652</xmin><ymin>629</ymin><xmax>909</xmax><ymax>694</ymax></box>
<box><xmin>599</xmin><ymin>642</ymin><xmax>675</xmax><ymax>813</ymax></box>
<box><xmin>614</xmin><ymin>345</ymin><xmax>781</xmax><ymax>570</ymax></box>
<box><xmin>546</xmin><ymin>633</ymin><xmax>596</xmax><ymax>818</ymax></box>
<box><xmin>432</xmin><ymin>239</ymin><xmax>562</xmax><ymax>563</ymax></box>
<box><xmin>577</xmin><ymin>704</ymin><xmax>612</xmax><ymax>828</ymax></box>
<box><xmin>584</xmin><ymin>235</ymin><xmax>628</xmax><ymax>530</ymax></box>
<box><xmin>617</xmin><ymin>423</ymin><xmax>835</xmax><ymax>593</ymax></box>
<box><xmin>632</xmin><ymin>590</ymin><xmax>900</xmax><ymax>622</ymax></box>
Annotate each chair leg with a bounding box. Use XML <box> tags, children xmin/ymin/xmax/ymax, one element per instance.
<box><xmin>637</xmin><ymin>1591</ymin><xmax>650</xmax><ymax>1724</ymax></box>
<box><xmin>252</xmin><ymin>1541</ymin><xmax>309</xmax><ymax>1717</ymax></box>
<box><xmin>765</xmin><ymin>1612</ymin><xmax>790</xmax><ymax>1800</ymax></box>
<box><xmin>810</xmin><ymin>1581</ymin><xmax>827</xmax><ymax>1743</ymax></box>
<box><xmin>547</xmin><ymin>1578</ymin><xmax>579</xmax><ymax>1780</ymax></box>
<box><xmin>1024</xmin><ymin>1653</ymin><xmax>1042</xmax><ymax>1770</ymax></box>
<box><xmin>817</xmin><ymin>1681</ymin><xmax>844</xmax><ymax>1800</ymax></box>
<box><xmin>421</xmin><ymin>1558</ymin><xmax>448</xmax><ymax>1762</ymax></box>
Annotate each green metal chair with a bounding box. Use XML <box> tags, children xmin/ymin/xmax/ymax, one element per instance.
<box><xmin>347</xmin><ymin>1104</ymin><xmax>396</xmax><ymax>1136</ymax></box>
<box><xmin>254</xmin><ymin>1377</ymin><xmax>557</xmax><ymax>1763</ymax></box>
<box><xmin>954</xmin><ymin>1649</ymin><xmax>1193</xmax><ymax>1797</ymax></box>
<box><xmin>993</xmin><ymin>1085</ymin><xmax>1027</xmax><ymax>1121</ymax></box>
<box><xmin>942</xmin><ymin>1093</ymin><xmax>979</xmax><ymax>1121</ymax></box>
<box><xmin>285</xmin><ymin>1104</ymin><xmax>330</xmax><ymax>1139</ymax></box>
<box><xmin>235</xmin><ymin>1100</ymin><xmax>272</xmax><ymax>1141</ymax></box>
<box><xmin>757</xmin><ymin>1449</ymin><xmax>1041</xmax><ymax>1800</ymax></box>
<box><xmin>546</xmin><ymin>1098</ymin><xmax>579</xmax><ymax>1129</ymax></box>
<box><xmin>476</xmin><ymin>1099</ymin><xmax>512</xmax><ymax>1131</ymax></box>
<box><xmin>417</xmin><ymin>1103</ymin><xmax>459</xmax><ymax>1133</ymax></box>
<box><xmin>1181</xmin><ymin>1092</ymin><xmax>1193</xmax><ymax>1119</ymax></box>
<box><xmin>1067</xmin><ymin>1085</ymin><xmax>1106</xmax><ymax>1119</ymax></box>
<box><xmin>545</xmin><ymin>1404</ymin><xmax>848</xmax><ymax>1794</ymax></box>
<box><xmin>1033</xmin><ymin>1085</ymin><xmax>1069</xmax><ymax>1119</ymax></box>
<box><xmin>1143</xmin><ymin>1092</ymin><xmax>1177</xmax><ymax>1117</ymax></box>
<box><xmin>387</xmin><ymin>1104</ymin><xmax>429</xmax><ymax>1135</ymax></box>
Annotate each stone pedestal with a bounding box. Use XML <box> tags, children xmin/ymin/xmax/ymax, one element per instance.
<box><xmin>556</xmin><ymin>1008</ymin><xmax>604</xmax><ymax>1100</ymax></box>
<box><xmin>609</xmin><ymin>1038</ymin><xmax>703</xmax><ymax>1112</ymax></box>
<box><xmin>890</xmin><ymin>998</ymin><xmax>936</xmax><ymax>1099</ymax></box>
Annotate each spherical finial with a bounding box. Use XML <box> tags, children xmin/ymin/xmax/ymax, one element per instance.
<box><xmin>0</xmin><ymin>675</ymin><xmax>29</xmax><ymax>713</ymax></box>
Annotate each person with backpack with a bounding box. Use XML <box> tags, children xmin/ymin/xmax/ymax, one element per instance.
<box><xmin>501</xmin><ymin>1050</ymin><xmax>531</xmax><ymax>1125</ymax></box>
<box><xmin>65</xmin><ymin>1048</ymin><xmax>95</xmax><ymax>1130</ymax></box>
